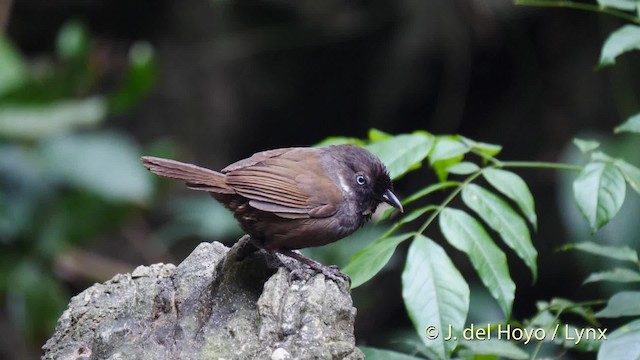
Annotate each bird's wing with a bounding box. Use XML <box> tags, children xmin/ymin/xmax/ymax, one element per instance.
<box><xmin>224</xmin><ymin>148</ymin><xmax>342</xmax><ymax>219</ymax></box>
<box><xmin>222</xmin><ymin>148</ymin><xmax>293</xmax><ymax>172</ymax></box>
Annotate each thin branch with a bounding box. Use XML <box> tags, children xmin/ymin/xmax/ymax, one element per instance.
<box><xmin>500</xmin><ymin>160</ymin><xmax>583</xmax><ymax>171</ymax></box>
<box><xmin>470</xmin><ymin>149</ymin><xmax>583</xmax><ymax>171</ymax></box>
<box><xmin>416</xmin><ymin>170</ymin><xmax>485</xmax><ymax>236</ymax></box>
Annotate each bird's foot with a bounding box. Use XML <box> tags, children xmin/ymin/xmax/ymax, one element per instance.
<box><xmin>320</xmin><ymin>265</ymin><xmax>352</xmax><ymax>288</ymax></box>
<box><xmin>275</xmin><ymin>249</ymin><xmax>351</xmax><ymax>291</ymax></box>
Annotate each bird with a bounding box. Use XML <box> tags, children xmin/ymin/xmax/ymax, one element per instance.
<box><xmin>142</xmin><ymin>144</ymin><xmax>402</xmax><ymax>286</ymax></box>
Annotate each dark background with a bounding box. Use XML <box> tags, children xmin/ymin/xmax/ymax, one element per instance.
<box><xmin>2</xmin><ymin>0</ymin><xmax>639</xmax><ymax>359</ymax></box>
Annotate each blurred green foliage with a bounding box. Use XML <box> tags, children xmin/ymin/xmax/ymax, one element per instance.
<box><xmin>156</xmin><ymin>195</ymin><xmax>242</xmax><ymax>246</ymax></box>
<box><xmin>0</xmin><ymin>21</ymin><xmax>157</xmax><ymax>343</ymax></box>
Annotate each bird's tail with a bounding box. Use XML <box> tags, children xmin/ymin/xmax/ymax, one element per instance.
<box><xmin>142</xmin><ymin>156</ymin><xmax>234</xmax><ymax>194</ymax></box>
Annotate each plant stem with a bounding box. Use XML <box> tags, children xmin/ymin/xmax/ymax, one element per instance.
<box><xmin>403</xmin><ymin>159</ymin><xmax>580</xmax><ymax>238</ymax></box>
<box><xmin>402</xmin><ymin>181</ymin><xmax>459</xmax><ymax>206</ymax></box>
<box><xmin>566</xmin><ymin>299</ymin><xmax>608</xmax><ymax>308</ymax></box>
<box><xmin>514</xmin><ymin>0</ymin><xmax>640</xmax><ymax>25</ymax></box>
<box><xmin>416</xmin><ymin>171</ymin><xmax>484</xmax><ymax>236</ymax></box>
<box><xmin>500</xmin><ymin>161</ymin><xmax>583</xmax><ymax>171</ymax></box>
<box><xmin>470</xmin><ymin>148</ymin><xmax>583</xmax><ymax>171</ymax></box>
<box><xmin>381</xmin><ymin>205</ymin><xmax>439</xmax><ymax>239</ymax></box>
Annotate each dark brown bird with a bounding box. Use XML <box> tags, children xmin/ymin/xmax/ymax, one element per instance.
<box><xmin>142</xmin><ymin>145</ymin><xmax>402</xmax><ymax>285</ymax></box>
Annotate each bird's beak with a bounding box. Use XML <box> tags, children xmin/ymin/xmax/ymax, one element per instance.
<box><xmin>382</xmin><ymin>189</ymin><xmax>403</xmax><ymax>213</ymax></box>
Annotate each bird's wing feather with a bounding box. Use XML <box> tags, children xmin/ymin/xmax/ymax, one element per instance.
<box><xmin>222</xmin><ymin>148</ymin><xmax>294</xmax><ymax>172</ymax></box>
<box><xmin>225</xmin><ymin>148</ymin><xmax>342</xmax><ymax>219</ymax></box>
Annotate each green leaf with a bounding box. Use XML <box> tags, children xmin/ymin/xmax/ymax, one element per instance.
<box><xmin>40</xmin><ymin>132</ymin><xmax>153</xmax><ymax>204</ymax></box>
<box><xmin>590</xmin><ymin>151</ymin><xmax>640</xmax><ymax>194</ymax></box>
<box><xmin>573</xmin><ymin>138</ymin><xmax>601</xmax><ymax>153</ymax></box>
<box><xmin>56</xmin><ymin>21</ymin><xmax>89</xmax><ymax>61</ymax></box>
<box><xmin>402</xmin><ymin>235</ymin><xmax>469</xmax><ymax>360</ymax></box>
<box><xmin>379</xmin><ymin>204</ymin><xmax>435</xmax><ymax>224</ymax></box>
<box><xmin>599</xmin><ymin>25</ymin><xmax>640</xmax><ymax>67</ymax></box>
<box><xmin>530</xmin><ymin>301</ymin><xmax>556</xmax><ymax>328</ymax></box>
<box><xmin>0</xmin><ymin>96</ymin><xmax>107</xmax><ymax>140</ymax></box>
<box><xmin>613</xmin><ymin>159</ymin><xmax>640</xmax><ymax>194</ymax></box>
<box><xmin>462</xmin><ymin>184</ymin><xmax>537</xmax><ymax>281</ymax></box>
<box><xmin>344</xmin><ymin>233</ymin><xmax>413</xmax><ymax>288</ymax></box>
<box><xmin>0</xmin><ymin>35</ymin><xmax>27</xmax><ymax>97</ymax></box>
<box><xmin>615</xmin><ymin>113</ymin><xmax>640</xmax><ymax>134</ymax></box>
<box><xmin>315</xmin><ymin>136</ymin><xmax>365</xmax><ymax>147</ymax></box>
<box><xmin>429</xmin><ymin>137</ymin><xmax>469</xmax><ymax>163</ymax></box>
<box><xmin>446</xmin><ymin>161</ymin><xmax>479</xmax><ymax>175</ymax></box>
<box><xmin>589</xmin><ymin>150</ymin><xmax>614</xmax><ymax>163</ymax></box>
<box><xmin>461</xmin><ymin>137</ymin><xmax>503</xmax><ymax>157</ymax></box>
<box><xmin>429</xmin><ymin>136</ymin><xmax>469</xmax><ymax>181</ymax></box>
<box><xmin>302</xmin><ymin>225</ymin><xmax>387</xmax><ymax>268</ymax></box>
<box><xmin>597</xmin><ymin>319</ymin><xmax>640</xmax><ymax>360</ymax></box>
<box><xmin>482</xmin><ymin>168</ymin><xmax>537</xmax><ymax>230</ymax></box>
<box><xmin>109</xmin><ymin>42</ymin><xmax>157</xmax><ymax>114</ymax></box>
<box><xmin>432</xmin><ymin>155</ymin><xmax>464</xmax><ymax>182</ymax></box>
<box><xmin>560</xmin><ymin>241</ymin><xmax>638</xmax><ymax>263</ymax></box>
<box><xmin>403</xmin><ymin>181</ymin><xmax>458</xmax><ymax>206</ymax></box>
<box><xmin>359</xmin><ymin>347</ymin><xmax>425</xmax><ymax>360</ymax></box>
<box><xmin>584</xmin><ymin>268</ymin><xmax>640</xmax><ymax>285</ymax></box>
<box><xmin>368</xmin><ymin>128</ymin><xmax>393</xmax><ymax>142</ymax></box>
<box><xmin>399</xmin><ymin>205</ymin><xmax>435</xmax><ymax>225</ymax></box>
<box><xmin>366</xmin><ymin>133</ymin><xmax>434</xmax><ymax>179</ymax></box>
<box><xmin>439</xmin><ymin>208</ymin><xmax>515</xmax><ymax>319</ymax></box>
<box><xmin>459</xmin><ymin>339</ymin><xmax>528</xmax><ymax>360</ymax></box>
<box><xmin>596</xmin><ymin>291</ymin><xmax>640</xmax><ymax>318</ymax></box>
<box><xmin>548</xmin><ymin>298</ymin><xmax>598</xmax><ymax>326</ymax></box>
<box><xmin>573</xmin><ymin>162</ymin><xmax>626</xmax><ymax>232</ymax></box>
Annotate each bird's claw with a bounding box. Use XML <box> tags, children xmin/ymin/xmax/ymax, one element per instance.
<box><xmin>320</xmin><ymin>265</ymin><xmax>352</xmax><ymax>289</ymax></box>
<box><xmin>285</xmin><ymin>264</ymin><xmax>351</xmax><ymax>290</ymax></box>
<box><xmin>274</xmin><ymin>249</ymin><xmax>351</xmax><ymax>290</ymax></box>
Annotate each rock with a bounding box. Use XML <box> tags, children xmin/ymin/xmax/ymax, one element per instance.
<box><xmin>42</xmin><ymin>237</ymin><xmax>364</xmax><ymax>360</ymax></box>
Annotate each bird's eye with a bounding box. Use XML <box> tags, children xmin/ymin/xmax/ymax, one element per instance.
<box><xmin>356</xmin><ymin>174</ymin><xmax>366</xmax><ymax>185</ymax></box>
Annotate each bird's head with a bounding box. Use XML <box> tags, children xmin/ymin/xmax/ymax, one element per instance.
<box><xmin>325</xmin><ymin>145</ymin><xmax>403</xmax><ymax>220</ymax></box>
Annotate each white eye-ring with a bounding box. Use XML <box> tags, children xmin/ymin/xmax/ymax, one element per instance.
<box><xmin>356</xmin><ymin>175</ymin><xmax>366</xmax><ymax>185</ymax></box>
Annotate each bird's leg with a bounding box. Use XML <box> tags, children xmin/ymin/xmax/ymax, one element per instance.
<box><xmin>275</xmin><ymin>249</ymin><xmax>351</xmax><ymax>289</ymax></box>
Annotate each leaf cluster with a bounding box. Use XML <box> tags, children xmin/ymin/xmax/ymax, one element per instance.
<box><xmin>336</xmin><ymin>124</ymin><xmax>640</xmax><ymax>359</ymax></box>
<box><xmin>321</xmin><ymin>129</ymin><xmax>543</xmax><ymax>359</ymax></box>
<box><xmin>348</xmin><ymin>1</ymin><xmax>640</xmax><ymax>357</ymax></box>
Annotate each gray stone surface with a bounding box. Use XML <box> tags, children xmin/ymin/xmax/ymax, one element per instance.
<box><xmin>42</xmin><ymin>237</ymin><xmax>364</xmax><ymax>360</ymax></box>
